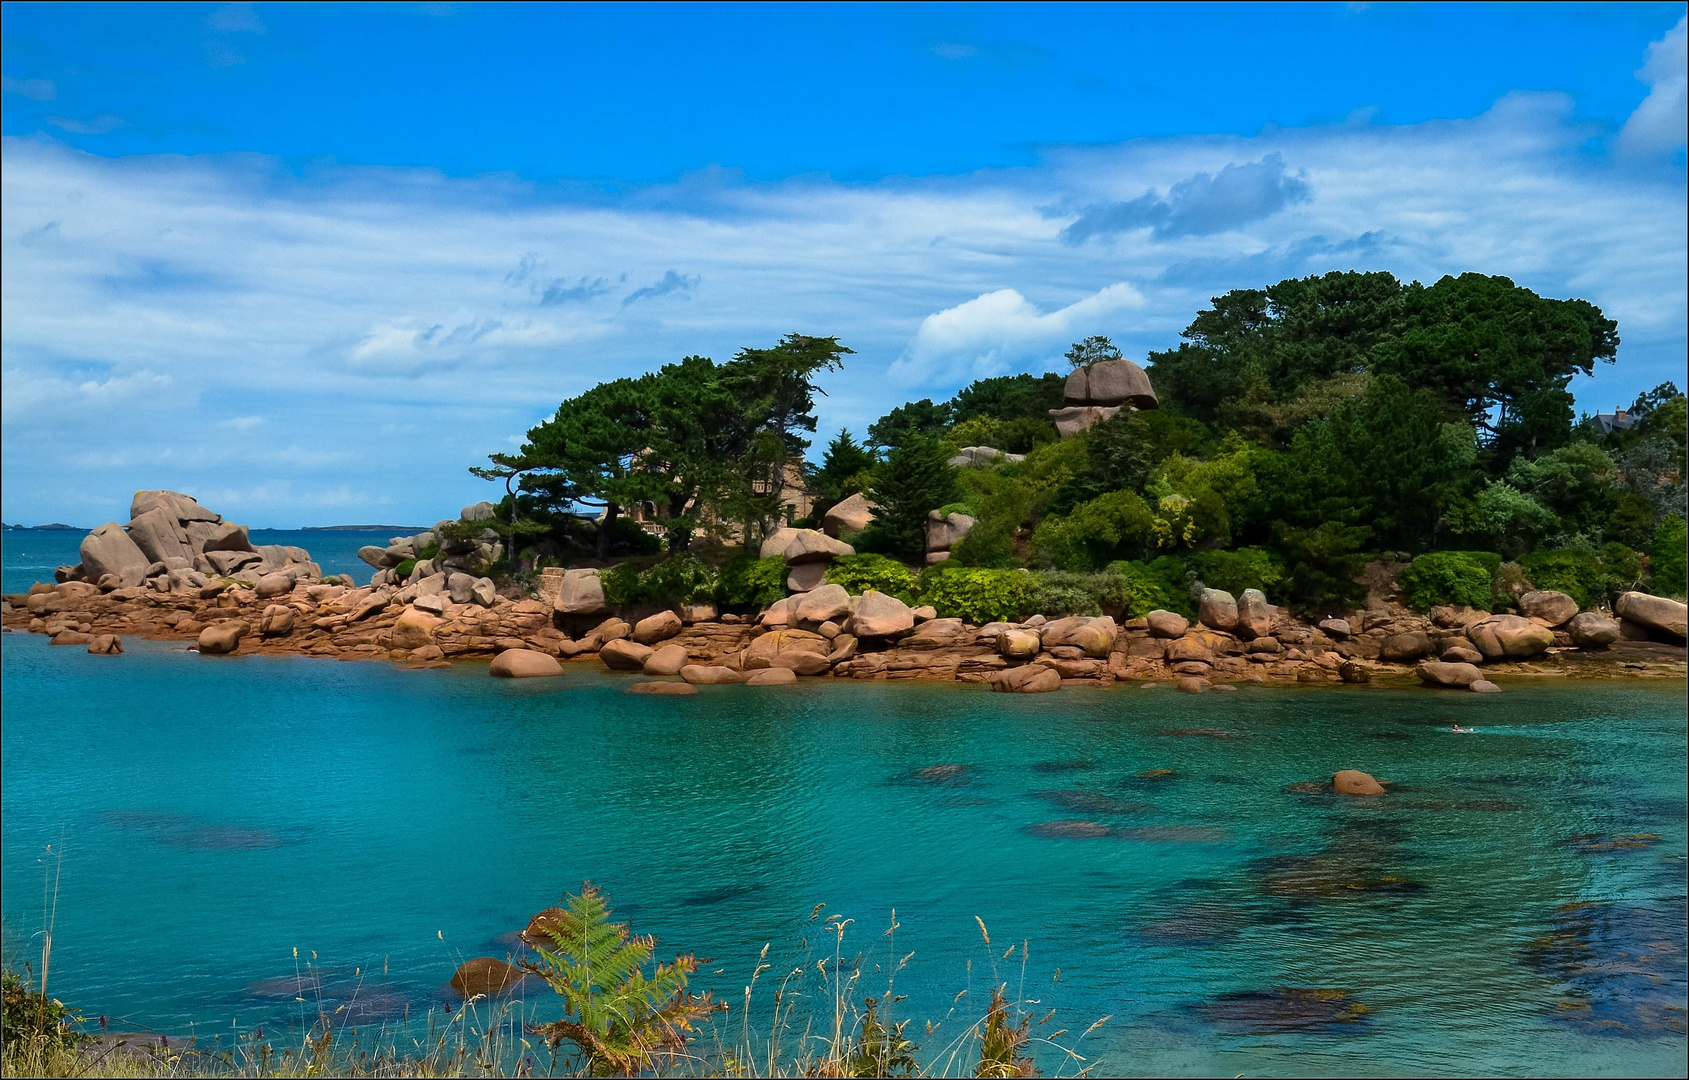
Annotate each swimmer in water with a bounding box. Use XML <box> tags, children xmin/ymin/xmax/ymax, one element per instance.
<box><xmin>1451</xmin><ymin>723</ymin><xmax>1473</xmax><ymax>733</ymax></box>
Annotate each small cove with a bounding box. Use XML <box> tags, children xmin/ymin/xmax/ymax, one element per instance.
<box><xmin>2</xmin><ymin>623</ymin><xmax>1684</xmax><ymax>1076</ymax></box>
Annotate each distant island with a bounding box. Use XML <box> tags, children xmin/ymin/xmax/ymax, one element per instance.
<box><xmin>1</xmin><ymin>523</ymin><xmax>85</xmax><ymax>531</ymax></box>
<box><xmin>297</xmin><ymin>525</ymin><xmax>431</xmax><ymax>532</ymax></box>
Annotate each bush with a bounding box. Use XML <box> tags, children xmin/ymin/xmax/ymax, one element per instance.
<box><xmin>1648</xmin><ymin>516</ymin><xmax>1687</xmax><ymax>598</ymax></box>
<box><xmin>640</xmin><ymin>554</ymin><xmax>720</xmax><ymax>605</ymax></box>
<box><xmin>1186</xmin><ymin>546</ymin><xmax>1285</xmax><ymax>597</ymax></box>
<box><xmin>1030</xmin><ymin>490</ymin><xmax>1154</xmax><ymax>571</ymax></box>
<box><xmin>1400</xmin><ymin>551</ymin><xmax>1497</xmax><ymax>611</ymax></box>
<box><xmin>1028</xmin><ymin>570</ymin><xmax>1111</xmax><ymax>617</ymax></box>
<box><xmin>824</xmin><ymin>554</ymin><xmax>917</xmax><ymax>601</ymax></box>
<box><xmin>912</xmin><ymin>564</ymin><xmax>1040</xmax><ymax>623</ymax></box>
<box><xmin>1108</xmin><ymin>559</ymin><xmax>1190</xmax><ymax>618</ymax></box>
<box><xmin>717</xmin><ymin>555</ymin><xmax>788</xmax><ymax>610</ymax></box>
<box><xmin>1520</xmin><ymin>547</ymin><xmax>1646</xmax><ymax>609</ymax></box>
<box><xmin>2</xmin><ymin>970</ymin><xmax>87</xmax><ymax>1056</ymax></box>
<box><xmin>394</xmin><ymin>558</ymin><xmax>417</xmax><ymax>580</ymax></box>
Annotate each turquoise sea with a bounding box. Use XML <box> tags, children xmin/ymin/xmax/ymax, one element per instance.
<box><xmin>2</xmin><ymin>533</ymin><xmax>1685</xmax><ymax>1076</ymax></box>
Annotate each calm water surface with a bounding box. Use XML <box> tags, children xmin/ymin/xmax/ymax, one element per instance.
<box><xmin>2</xmin><ymin>537</ymin><xmax>1685</xmax><ymax>1076</ymax></box>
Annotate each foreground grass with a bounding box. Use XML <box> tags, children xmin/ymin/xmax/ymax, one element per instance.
<box><xmin>2</xmin><ymin>893</ymin><xmax>1105</xmax><ymax>1078</ymax></box>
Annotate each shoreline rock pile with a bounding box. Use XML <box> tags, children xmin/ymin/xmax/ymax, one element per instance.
<box><xmin>4</xmin><ymin>492</ymin><xmax>1684</xmax><ymax>690</ymax></box>
<box><xmin>69</xmin><ymin>490</ymin><xmax>327</xmax><ymax>597</ymax></box>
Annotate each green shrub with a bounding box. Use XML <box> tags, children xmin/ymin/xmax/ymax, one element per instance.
<box><xmin>1108</xmin><ymin>559</ymin><xmax>1190</xmax><ymax>618</ymax></box>
<box><xmin>1648</xmin><ymin>516</ymin><xmax>1687</xmax><ymax>598</ymax></box>
<box><xmin>717</xmin><ymin>555</ymin><xmax>788</xmax><ymax>610</ymax></box>
<box><xmin>637</xmin><ymin>553</ymin><xmax>720</xmax><ymax>605</ymax></box>
<box><xmin>1030</xmin><ymin>489</ymin><xmax>1154</xmax><ymax>571</ymax></box>
<box><xmin>912</xmin><ymin>564</ymin><xmax>1040</xmax><ymax>623</ymax></box>
<box><xmin>393</xmin><ymin>558</ymin><xmax>417</xmax><ymax>580</ymax></box>
<box><xmin>1028</xmin><ymin>570</ymin><xmax>1111</xmax><ymax>617</ymax></box>
<box><xmin>1520</xmin><ymin>547</ymin><xmax>1645</xmax><ymax>609</ymax></box>
<box><xmin>1186</xmin><ymin>546</ymin><xmax>1285</xmax><ymax>597</ymax></box>
<box><xmin>824</xmin><ymin>553</ymin><xmax>917</xmax><ymax>601</ymax></box>
<box><xmin>418</xmin><ymin>541</ymin><xmax>442</xmax><ymax>561</ymax></box>
<box><xmin>599</xmin><ymin>561</ymin><xmax>643</xmax><ymax>606</ymax></box>
<box><xmin>1400</xmin><ymin>551</ymin><xmax>1496</xmax><ymax>611</ymax></box>
<box><xmin>2</xmin><ymin>970</ymin><xmax>87</xmax><ymax>1056</ymax></box>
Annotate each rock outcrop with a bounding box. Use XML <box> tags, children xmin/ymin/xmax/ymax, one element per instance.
<box><xmin>1049</xmin><ymin>359</ymin><xmax>1157</xmax><ymax>437</ymax></box>
<box><xmin>1615</xmin><ymin>591</ymin><xmax>1686</xmax><ymax>640</ymax></box>
<box><xmin>924</xmin><ymin>511</ymin><xmax>976</xmax><ymax>565</ymax></box>
<box><xmin>822</xmin><ymin>493</ymin><xmax>877</xmax><ymax>538</ymax></box>
<box><xmin>948</xmin><ymin>446</ymin><xmax>1026</xmax><ymax>468</ymax></box>
<box><xmin>71</xmin><ymin>491</ymin><xmax>322</xmax><ymax>595</ymax></box>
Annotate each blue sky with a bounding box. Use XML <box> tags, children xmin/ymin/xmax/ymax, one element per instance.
<box><xmin>2</xmin><ymin>2</ymin><xmax>1685</xmax><ymax>526</ymax></box>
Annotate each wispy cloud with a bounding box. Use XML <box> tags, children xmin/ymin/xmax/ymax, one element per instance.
<box><xmin>1060</xmin><ymin>153</ymin><xmax>1312</xmax><ymax>243</ymax></box>
<box><xmin>2</xmin><ymin>87</ymin><xmax>1681</xmax><ymax>525</ymax></box>
<box><xmin>46</xmin><ymin>114</ymin><xmax>123</xmax><ymax>135</ymax></box>
<box><xmin>2</xmin><ymin>76</ymin><xmax>57</xmax><ymax>102</ymax></box>
<box><xmin>208</xmin><ymin>3</ymin><xmax>266</xmax><ymax>33</ymax></box>
<box><xmin>1620</xmin><ymin>15</ymin><xmax>1687</xmax><ymax>156</ymax></box>
<box><xmin>622</xmin><ymin>270</ymin><xmax>699</xmax><ymax>307</ymax></box>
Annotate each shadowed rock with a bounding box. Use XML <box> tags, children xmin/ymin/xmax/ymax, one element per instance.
<box><xmin>450</xmin><ymin>957</ymin><xmax>525</xmax><ymax>999</ymax></box>
<box><xmin>1033</xmin><ymin>789</ymin><xmax>1155</xmax><ymax>815</ymax></box>
<box><xmin>1190</xmin><ymin>988</ymin><xmax>1370</xmax><ymax>1034</ymax></box>
<box><xmin>1023</xmin><ymin>820</ymin><xmax>1114</xmax><ymax>839</ymax></box>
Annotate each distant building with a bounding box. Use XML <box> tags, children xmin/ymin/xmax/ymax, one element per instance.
<box><xmin>1593</xmin><ymin>408</ymin><xmax>1637</xmax><ymax>435</ymax></box>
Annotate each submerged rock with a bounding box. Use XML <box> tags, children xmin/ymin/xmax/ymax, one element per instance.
<box><xmin>1333</xmin><ymin>770</ymin><xmax>1386</xmax><ymax>796</ymax></box>
<box><xmin>628</xmin><ymin>681</ymin><xmax>697</xmax><ymax>695</ymax></box>
<box><xmin>1023</xmin><ymin>820</ymin><xmax>1113</xmax><ymax>839</ymax></box>
<box><xmin>449</xmin><ymin>957</ymin><xmax>525</xmax><ymax>999</ymax></box>
<box><xmin>1191</xmin><ymin>988</ymin><xmax>1371</xmax><ymax>1034</ymax></box>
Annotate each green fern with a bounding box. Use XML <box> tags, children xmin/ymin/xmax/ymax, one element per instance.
<box><xmin>975</xmin><ymin>985</ymin><xmax>1036</xmax><ymax>1078</ymax></box>
<box><xmin>519</xmin><ymin>883</ymin><xmax>722</xmax><ymax>1077</ymax></box>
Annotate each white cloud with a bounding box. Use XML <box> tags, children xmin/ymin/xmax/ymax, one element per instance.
<box><xmin>2</xmin><ymin>90</ymin><xmax>1683</xmax><ymax>526</ymax></box>
<box><xmin>2</xmin><ymin>76</ymin><xmax>56</xmax><ymax>102</ymax></box>
<box><xmin>891</xmin><ymin>283</ymin><xmax>1145</xmax><ymax>387</ymax></box>
<box><xmin>1620</xmin><ymin>15</ymin><xmax>1687</xmax><ymax>155</ymax></box>
<box><xmin>218</xmin><ymin>415</ymin><xmax>265</xmax><ymax>430</ymax></box>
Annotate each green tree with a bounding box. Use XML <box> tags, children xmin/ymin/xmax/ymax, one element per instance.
<box><xmin>868</xmin><ymin>398</ymin><xmax>954</xmax><ymax>451</ymax></box>
<box><xmin>949</xmin><ymin>372</ymin><xmax>1066</xmax><ymax>424</ymax></box>
<box><xmin>810</xmin><ymin>428</ymin><xmax>879</xmax><ymax>519</ymax></box>
<box><xmin>1064</xmin><ymin>334</ymin><xmax>1123</xmax><ymax>368</ymax></box>
<box><xmin>861</xmin><ymin>437</ymin><xmax>960</xmax><ymax>558</ymax></box>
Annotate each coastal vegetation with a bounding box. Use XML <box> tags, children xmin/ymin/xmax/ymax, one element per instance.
<box><xmin>469</xmin><ymin>271</ymin><xmax>1685</xmax><ymax>617</ymax></box>
<box><xmin>1</xmin><ymin>886</ymin><xmax>1077</xmax><ymax>1078</ymax></box>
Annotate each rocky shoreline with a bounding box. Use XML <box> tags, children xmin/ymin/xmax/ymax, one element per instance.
<box><xmin>5</xmin><ymin>491</ymin><xmax>1684</xmax><ymax>690</ymax></box>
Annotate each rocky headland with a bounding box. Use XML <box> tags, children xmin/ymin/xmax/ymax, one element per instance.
<box><xmin>4</xmin><ymin>491</ymin><xmax>1684</xmax><ymax>691</ymax></box>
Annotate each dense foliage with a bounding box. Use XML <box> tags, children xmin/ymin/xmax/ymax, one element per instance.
<box><xmin>476</xmin><ymin>270</ymin><xmax>1684</xmax><ymax>612</ymax></box>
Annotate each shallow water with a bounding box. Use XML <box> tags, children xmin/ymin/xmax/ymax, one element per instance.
<box><xmin>2</xmin><ymin>624</ymin><xmax>1683</xmax><ymax>1076</ymax></box>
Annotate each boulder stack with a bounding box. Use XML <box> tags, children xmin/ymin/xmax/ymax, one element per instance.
<box><xmin>1049</xmin><ymin>359</ymin><xmax>1157</xmax><ymax>437</ymax></box>
<box><xmin>70</xmin><ymin>490</ymin><xmax>322</xmax><ymax>595</ymax></box>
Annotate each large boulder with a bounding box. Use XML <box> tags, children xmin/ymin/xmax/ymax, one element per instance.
<box><xmin>1333</xmin><ymin>770</ymin><xmax>1385</xmax><ymax>796</ymax></box>
<box><xmin>988</xmin><ymin>665</ymin><xmax>1062</xmax><ymax>693</ymax></box>
<box><xmin>460</xmin><ymin>501</ymin><xmax>497</xmax><ymax>522</ymax></box>
<box><xmin>358</xmin><ymin>545</ymin><xmax>396</xmax><ymax>569</ymax></box>
<box><xmin>489</xmin><ymin>649</ymin><xmax>563</xmax><ymax>678</ymax></box>
<box><xmin>1048</xmin><ymin>405</ymin><xmax>1121</xmax><ymax>438</ymax></box>
<box><xmin>1416</xmin><ymin>660</ymin><xmax>1483</xmax><ymax>688</ymax></box>
<box><xmin>127</xmin><ymin>507</ymin><xmax>194</xmax><ymax>564</ymax></box>
<box><xmin>197</xmin><ymin>621</ymin><xmax>247</xmax><ymax>655</ymax></box>
<box><xmin>199</xmin><ymin>522</ymin><xmax>254</xmax><ymax>554</ymax></box>
<box><xmin>389</xmin><ymin>607</ymin><xmax>441</xmax><ymax>650</ymax></box>
<box><xmin>924</xmin><ymin>511</ymin><xmax>976</xmax><ymax>553</ymax></box>
<box><xmin>1145</xmin><ymin>610</ymin><xmax>1188</xmax><ymax>638</ymax></box>
<box><xmin>745</xmin><ymin>629</ymin><xmax>829</xmax><ymax>671</ymax></box>
<box><xmin>822</xmin><ymin>493</ymin><xmax>877</xmax><ymax>538</ymax></box>
<box><xmin>555</xmin><ymin>569</ymin><xmax>607</xmax><ymax>615</ymax></box>
<box><xmin>1465</xmin><ymin>615</ymin><xmax>1554</xmax><ymax>659</ymax></box>
<box><xmin>642</xmin><ymin>644</ymin><xmax>690</xmax><ymax>676</ymax></box>
<box><xmin>1518</xmin><ymin>590</ymin><xmax>1578</xmax><ymax>627</ymax></box>
<box><xmin>599</xmin><ymin>639</ymin><xmax>653</xmax><ymax>670</ymax></box>
<box><xmin>998</xmin><ymin>628</ymin><xmax>1042</xmax><ymax>659</ymax></box>
<box><xmin>1197</xmin><ymin>589</ymin><xmax>1238</xmax><ymax>632</ymax></box>
<box><xmin>205</xmin><ymin>549</ymin><xmax>262</xmax><ymax>575</ymax></box>
<box><xmin>1380</xmin><ymin>632</ymin><xmax>1434</xmax><ymax>662</ymax></box>
<box><xmin>1566</xmin><ymin>611</ymin><xmax>1622</xmax><ymax>648</ymax></box>
<box><xmin>1614</xmin><ymin>591</ymin><xmax>1687</xmax><ymax>640</ymax></box>
<box><xmin>796</xmin><ymin>584</ymin><xmax>852</xmax><ymax>624</ymax></box>
<box><xmin>632</xmin><ymin>610</ymin><xmax>683</xmax><ymax>644</ymax></box>
<box><xmin>783</xmin><ymin>530</ymin><xmax>854</xmax><ymax>564</ymax></box>
<box><xmin>850</xmin><ymin>591</ymin><xmax>914</xmax><ymax>638</ymax></box>
<box><xmin>760</xmin><ymin>528</ymin><xmax>803</xmax><ymax>559</ymax></box>
<box><xmin>1041</xmin><ymin>616</ymin><xmax>1115</xmax><ymax>658</ymax></box>
<box><xmin>79</xmin><ymin>523</ymin><xmax>149</xmax><ymax>582</ymax></box>
<box><xmin>1166</xmin><ymin>636</ymin><xmax>1214</xmax><ymax>665</ymax></box>
<box><xmin>87</xmin><ymin>634</ymin><xmax>123</xmax><ymax>655</ymax></box>
<box><xmin>258</xmin><ymin>604</ymin><xmax>296</xmax><ymax>636</ymax></box>
<box><xmin>947</xmin><ymin>446</ymin><xmax>1026</xmax><ymax>468</ymax></box>
<box><xmin>745</xmin><ymin>667</ymin><xmax>798</xmax><ymax>686</ymax></box>
<box><xmin>1065</xmin><ymin>359</ymin><xmax>1158</xmax><ymax>409</ymax></box>
<box><xmin>786</xmin><ymin>562</ymin><xmax>828</xmax><ymax>592</ymax></box>
<box><xmin>254</xmin><ymin>573</ymin><xmax>294</xmax><ymax>599</ymax></box>
<box><xmin>1235</xmin><ymin>589</ymin><xmax>1272</xmax><ymax>640</ymax></box>
<box><xmin>130</xmin><ymin>490</ymin><xmax>220</xmax><ymax>525</ymax></box>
